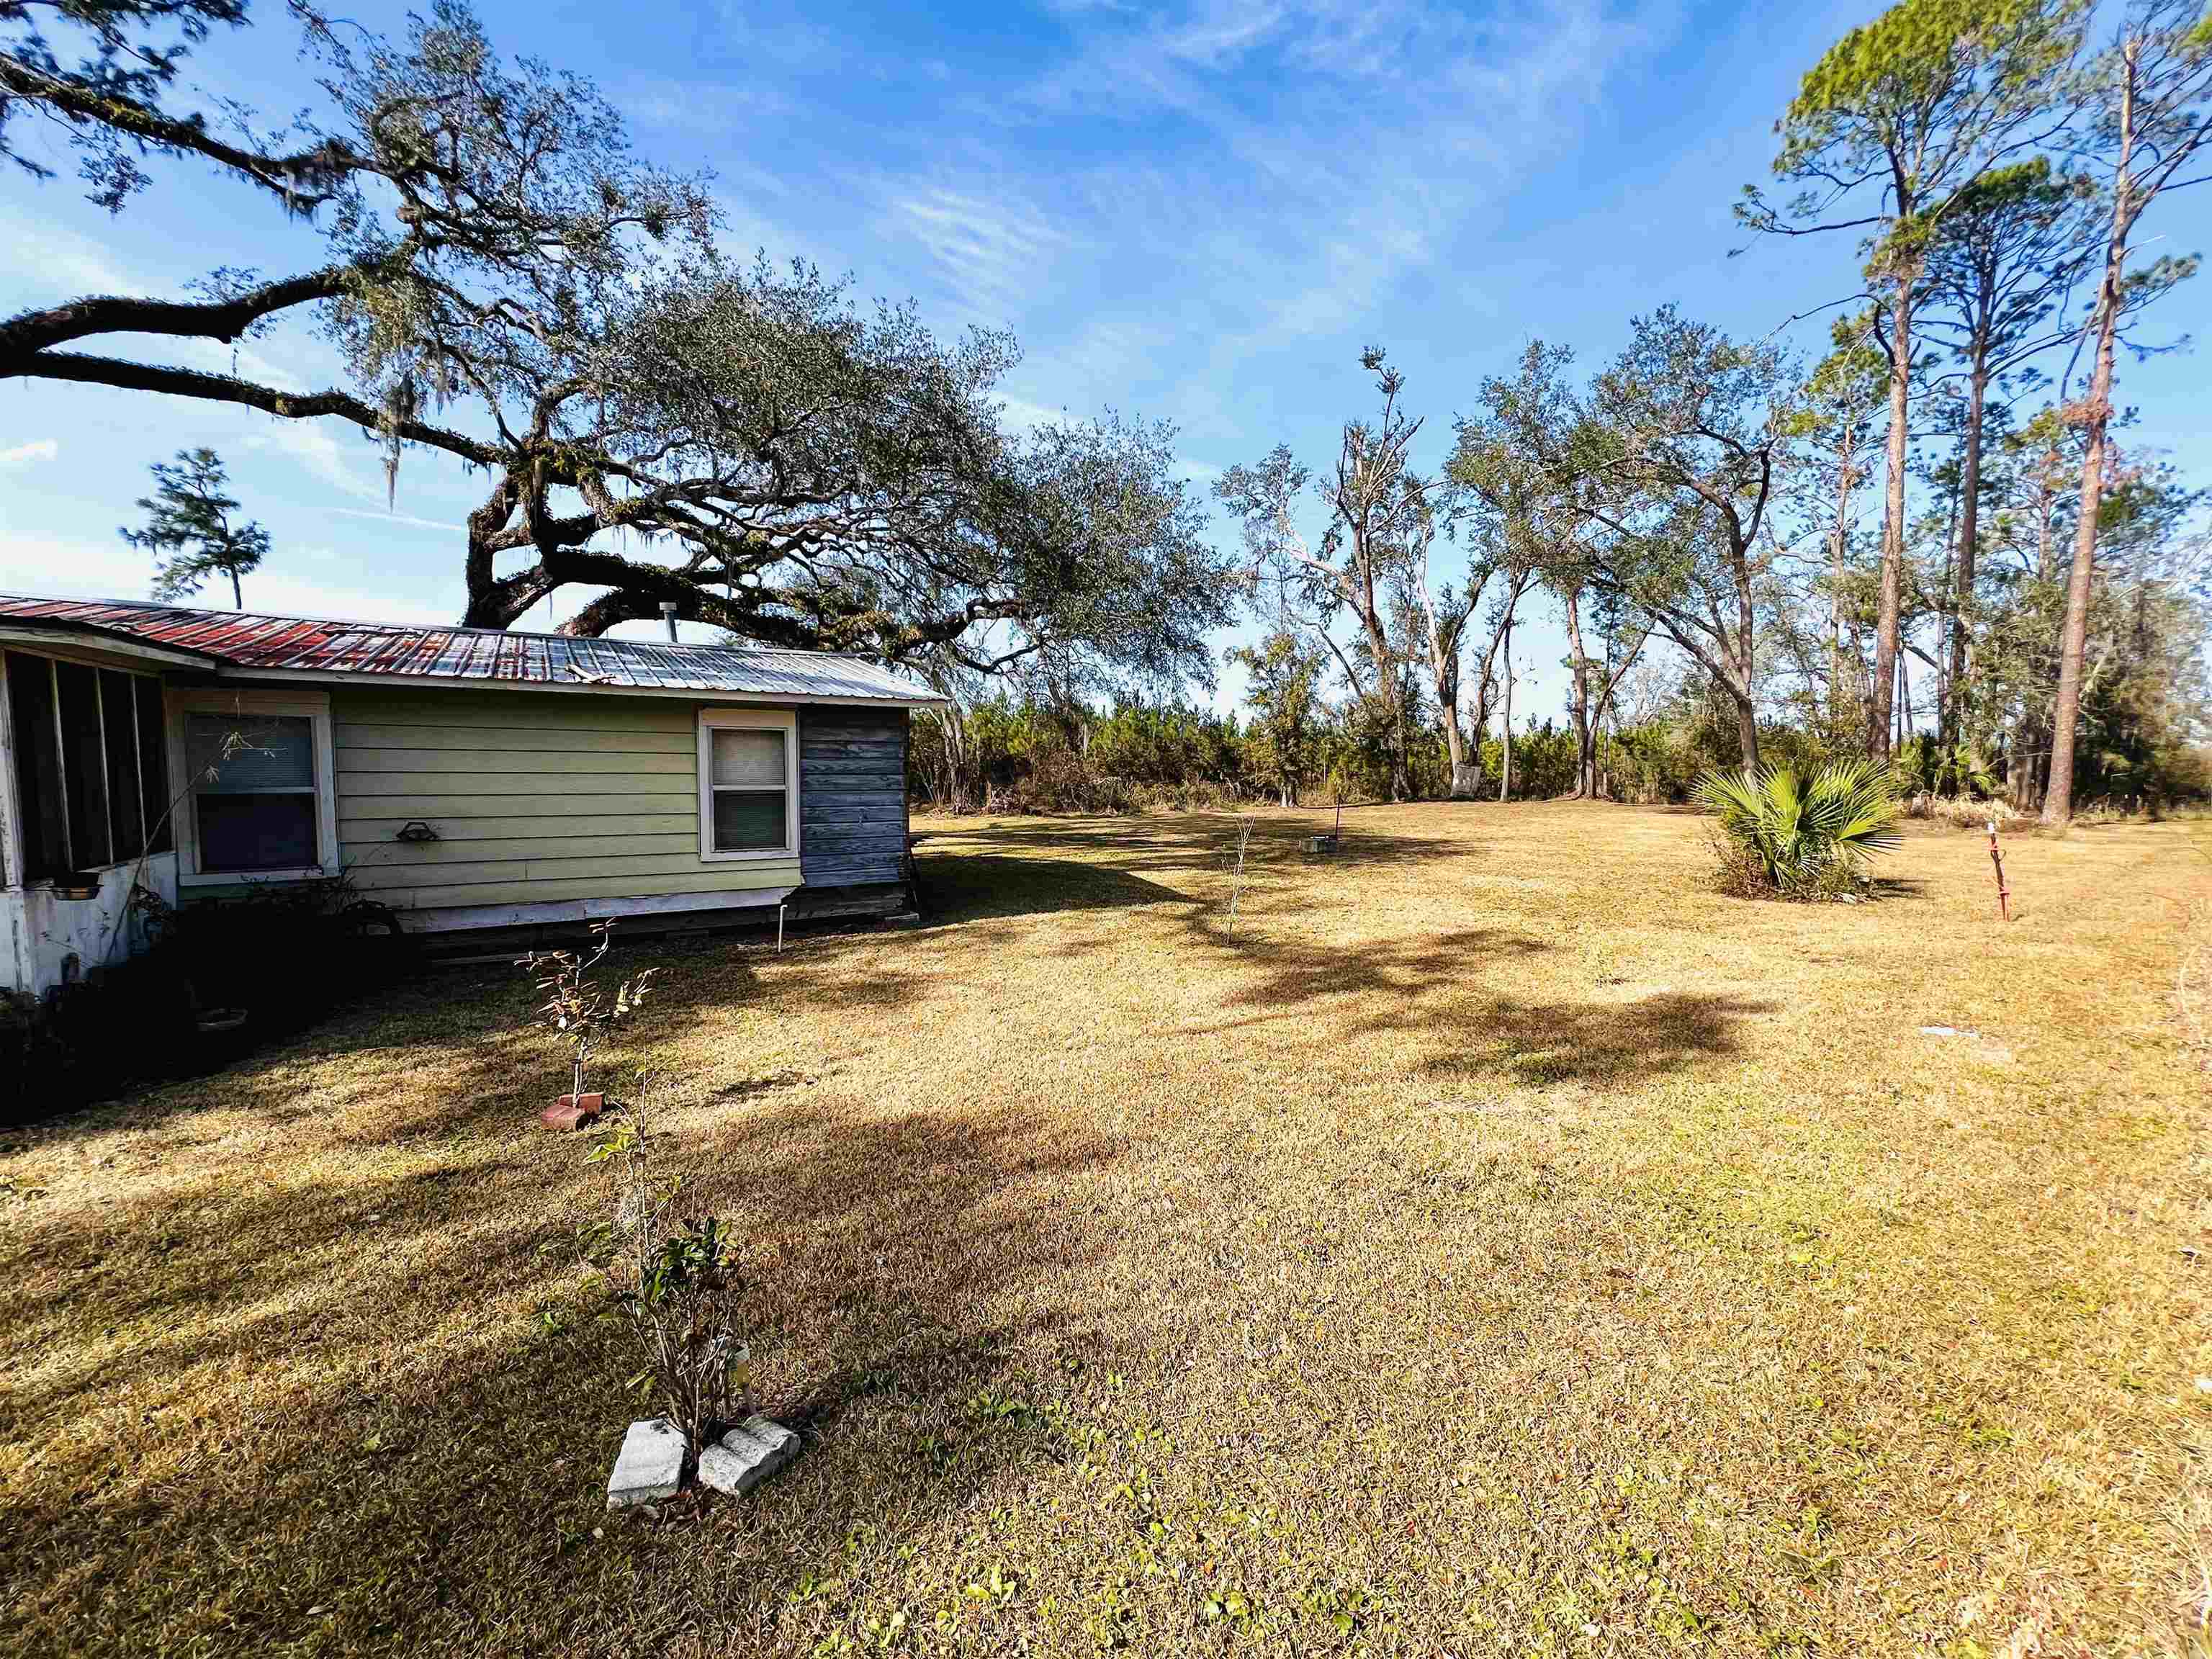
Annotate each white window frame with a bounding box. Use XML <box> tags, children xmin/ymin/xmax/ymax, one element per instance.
<box><xmin>166</xmin><ymin>688</ymin><xmax>338</xmax><ymax>886</ymax></box>
<box><xmin>697</xmin><ymin>707</ymin><xmax>799</xmax><ymax>863</ymax></box>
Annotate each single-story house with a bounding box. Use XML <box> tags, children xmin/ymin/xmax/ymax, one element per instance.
<box><xmin>0</xmin><ymin>593</ymin><xmax>947</xmax><ymax>997</ymax></box>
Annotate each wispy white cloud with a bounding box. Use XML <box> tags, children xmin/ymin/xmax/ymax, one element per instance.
<box><xmin>877</xmin><ymin>183</ymin><xmax>1074</xmax><ymax>320</ymax></box>
<box><xmin>244</xmin><ymin>421</ymin><xmax>386</xmax><ymax>503</ymax></box>
<box><xmin>0</xmin><ymin>218</ymin><xmax>132</xmax><ymax>298</ymax></box>
<box><xmin>883</xmin><ymin>0</ymin><xmax>1673</xmax><ymax>391</ymax></box>
<box><xmin>0</xmin><ymin>439</ymin><xmax>58</xmax><ymax>468</ymax></box>
<box><xmin>330</xmin><ymin>506</ymin><xmax>467</xmax><ymax>535</ymax></box>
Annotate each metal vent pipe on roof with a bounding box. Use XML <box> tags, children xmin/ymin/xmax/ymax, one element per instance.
<box><xmin>659</xmin><ymin>601</ymin><xmax>678</xmax><ymax>642</ymax></box>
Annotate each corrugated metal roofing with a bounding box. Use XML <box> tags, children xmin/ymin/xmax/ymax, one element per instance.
<box><xmin>0</xmin><ymin>594</ymin><xmax>947</xmax><ymax>704</ymax></box>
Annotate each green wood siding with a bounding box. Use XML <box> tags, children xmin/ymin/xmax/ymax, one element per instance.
<box><xmin>331</xmin><ymin>688</ymin><xmax>798</xmax><ymax>910</ymax></box>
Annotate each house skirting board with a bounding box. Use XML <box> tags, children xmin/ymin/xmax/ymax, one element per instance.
<box><xmin>401</xmin><ymin>885</ymin><xmax>798</xmax><ymax>935</ymax></box>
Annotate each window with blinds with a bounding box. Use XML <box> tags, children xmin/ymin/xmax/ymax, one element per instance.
<box><xmin>707</xmin><ymin>725</ymin><xmax>791</xmax><ymax>853</ymax></box>
<box><xmin>186</xmin><ymin>713</ymin><xmax>320</xmax><ymax>873</ymax></box>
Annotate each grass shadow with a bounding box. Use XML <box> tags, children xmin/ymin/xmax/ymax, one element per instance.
<box><xmin>915</xmin><ymin>853</ymin><xmax>1193</xmax><ymax>921</ymax></box>
<box><xmin>1422</xmin><ymin>988</ymin><xmax>1777</xmax><ymax>1088</ymax></box>
<box><xmin>0</xmin><ymin>1089</ymin><xmax>1124</xmax><ymax>1655</ymax></box>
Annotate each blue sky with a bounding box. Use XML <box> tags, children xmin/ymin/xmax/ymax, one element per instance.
<box><xmin>2</xmin><ymin>0</ymin><xmax>2207</xmax><ymax>728</ymax></box>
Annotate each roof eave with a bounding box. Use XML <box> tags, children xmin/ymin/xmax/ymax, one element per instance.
<box><xmin>0</xmin><ymin>619</ymin><xmax>223</xmax><ymax>671</ymax></box>
<box><xmin>211</xmin><ymin>663</ymin><xmax>950</xmax><ymax>709</ymax></box>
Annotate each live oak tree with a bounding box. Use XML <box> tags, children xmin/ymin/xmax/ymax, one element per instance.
<box><xmin>1744</xmin><ymin>0</ymin><xmax>2087</xmax><ymax>763</ymax></box>
<box><xmin>1512</xmin><ymin>310</ymin><xmax>1789</xmax><ymax>773</ymax></box>
<box><xmin>2043</xmin><ymin>0</ymin><xmax>2212</xmax><ymax>823</ymax></box>
<box><xmin>531</xmin><ymin>258</ymin><xmax>1233</xmax><ymax>680</ymax></box>
<box><xmin>121</xmin><ymin>446</ymin><xmax>267</xmax><ymax>607</ymax></box>
<box><xmin>1</xmin><ymin>3</ymin><xmax>1231</xmax><ymax>683</ymax></box>
<box><xmin>1444</xmin><ymin>343</ymin><xmax>1578</xmax><ymax>796</ymax></box>
<box><xmin>4</xmin><ymin>3</ymin><xmax>716</xmax><ymax>516</ymax></box>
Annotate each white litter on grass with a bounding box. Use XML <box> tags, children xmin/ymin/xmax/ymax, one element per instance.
<box><xmin>1917</xmin><ymin>1024</ymin><xmax>2015</xmax><ymax>1064</ymax></box>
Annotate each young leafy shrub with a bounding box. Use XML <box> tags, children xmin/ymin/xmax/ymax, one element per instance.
<box><xmin>519</xmin><ymin>920</ymin><xmax>659</xmax><ymax>1105</ymax></box>
<box><xmin>579</xmin><ymin>1102</ymin><xmax>750</xmax><ymax>1453</ymax></box>
<box><xmin>1692</xmin><ymin>758</ymin><xmax>1902</xmax><ymax>900</ymax></box>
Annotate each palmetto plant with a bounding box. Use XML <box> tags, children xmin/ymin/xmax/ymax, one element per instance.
<box><xmin>1692</xmin><ymin>758</ymin><xmax>1902</xmax><ymax>897</ymax></box>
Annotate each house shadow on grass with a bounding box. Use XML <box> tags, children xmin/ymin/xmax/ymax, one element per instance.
<box><xmin>0</xmin><ymin>1089</ymin><xmax>1128</xmax><ymax>1656</ymax></box>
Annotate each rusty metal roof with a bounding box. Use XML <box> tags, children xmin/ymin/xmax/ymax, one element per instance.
<box><xmin>0</xmin><ymin>594</ymin><xmax>947</xmax><ymax>705</ymax></box>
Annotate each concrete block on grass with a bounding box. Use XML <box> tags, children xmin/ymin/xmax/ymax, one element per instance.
<box><xmin>606</xmin><ymin>1417</ymin><xmax>685</xmax><ymax>1511</ymax></box>
<box><xmin>739</xmin><ymin>1415</ymin><xmax>799</xmax><ymax>1467</ymax></box>
<box><xmin>697</xmin><ymin>1416</ymin><xmax>799</xmax><ymax>1496</ymax></box>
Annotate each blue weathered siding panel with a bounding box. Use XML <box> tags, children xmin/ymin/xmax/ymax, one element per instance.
<box><xmin>799</xmin><ymin>706</ymin><xmax>908</xmax><ymax>888</ymax></box>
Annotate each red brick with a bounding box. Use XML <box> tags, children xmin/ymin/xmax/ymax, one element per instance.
<box><xmin>539</xmin><ymin>1092</ymin><xmax>605</xmax><ymax>1131</ymax></box>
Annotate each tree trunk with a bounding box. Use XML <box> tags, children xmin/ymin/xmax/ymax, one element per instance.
<box><xmin>1947</xmin><ymin>359</ymin><xmax>1990</xmax><ymax>773</ymax></box>
<box><xmin>2046</xmin><ymin>52</ymin><xmax>2135</xmax><ymax>827</ymax></box>
<box><xmin>229</xmin><ymin>567</ymin><xmax>243</xmax><ymax>608</ymax></box>
<box><xmin>1869</xmin><ymin>275</ymin><xmax>1912</xmax><ymax>764</ymax></box>
<box><xmin>2044</xmin><ymin>320</ymin><xmax>2115</xmax><ymax>824</ymax></box>
<box><xmin>1358</xmin><ymin>612</ymin><xmax>1409</xmax><ymax>802</ymax></box>
<box><xmin>1563</xmin><ymin>588</ymin><xmax>1592</xmax><ymax>799</ymax></box>
<box><xmin>1734</xmin><ymin>685</ymin><xmax>1760</xmax><ymax>772</ymax></box>
<box><xmin>1393</xmin><ymin>688</ymin><xmax>1411</xmax><ymax>801</ymax></box>
<box><xmin>1498</xmin><ymin>608</ymin><xmax>1514</xmax><ymax>803</ymax></box>
<box><xmin>1829</xmin><ymin>427</ymin><xmax>1854</xmax><ymax>736</ymax></box>
<box><xmin>1442</xmin><ymin>714</ymin><xmax>1480</xmax><ymax>799</ymax></box>
<box><xmin>1418</xmin><ymin>572</ymin><xmax>1481</xmax><ymax>800</ymax></box>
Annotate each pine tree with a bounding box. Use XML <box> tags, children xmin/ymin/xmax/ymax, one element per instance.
<box><xmin>120</xmin><ymin>447</ymin><xmax>269</xmax><ymax>608</ymax></box>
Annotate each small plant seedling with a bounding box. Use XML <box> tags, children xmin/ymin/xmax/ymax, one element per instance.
<box><xmin>1221</xmin><ymin>817</ymin><xmax>1256</xmax><ymax>933</ymax></box>
<box><xmin>518</xmin><ymin>920</ymin><xmax>660</xmax><ymax>1106</ymax></box>
<box><xmin>576</xmin><ymin>1092</ymin><xmax>751</xmax><ymax>1455</ymax></box>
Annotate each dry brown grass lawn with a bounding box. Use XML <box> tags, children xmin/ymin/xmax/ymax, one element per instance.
<box><xmin>3</xmin><ymin>803</ymin><xmax>2209</xmax><ymax>1658</ymax></box>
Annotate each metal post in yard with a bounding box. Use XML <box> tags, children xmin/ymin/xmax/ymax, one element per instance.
<box><xmin>777</xmin><ymin>903</ymin><xmax>786</xmax><ymax>954</ymax></box>
<box><xmin>1987</xmin><ymin>822</ymin><xmax>2011</xmax><ymax>922</ymax></box>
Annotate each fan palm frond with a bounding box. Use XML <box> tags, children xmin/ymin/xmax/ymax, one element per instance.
<box><xmin>1694</xmin><ymin>757</ymin><xmax>1901</xmax><ymax>897</ymax></box>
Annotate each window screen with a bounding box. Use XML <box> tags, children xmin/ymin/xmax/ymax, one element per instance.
<box><xmin>54</xmin><ymin>662</ymin><xmax>110</xmax><ymax>871</ymax></box>
<box><xmin>3</xmin><ymin>653</ymin><xmax>168</xmax><ymax>881</ymax></box>
<box><xmin>5</xmin><ymin>654</ymin><xmax>66</xmax><ymax>881</ymax></box>
<box><xmin>4</xmin><ymin>655</ymin><xmax>174</xmax><ymax>884</ymax></box>
<box><xmin>706</xmin><ymin>726</ymin><xmax>789</xmax><ymax>853</ymax></box>
<box><xmin>134</xmin><ymin>676</ymin><xmax>171</xmax><ymax>855</ymax></box>
<box><xmin>100</xmin><ymin>670</ymin><xmax>144</xmax><ymax>863</ymax></box>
